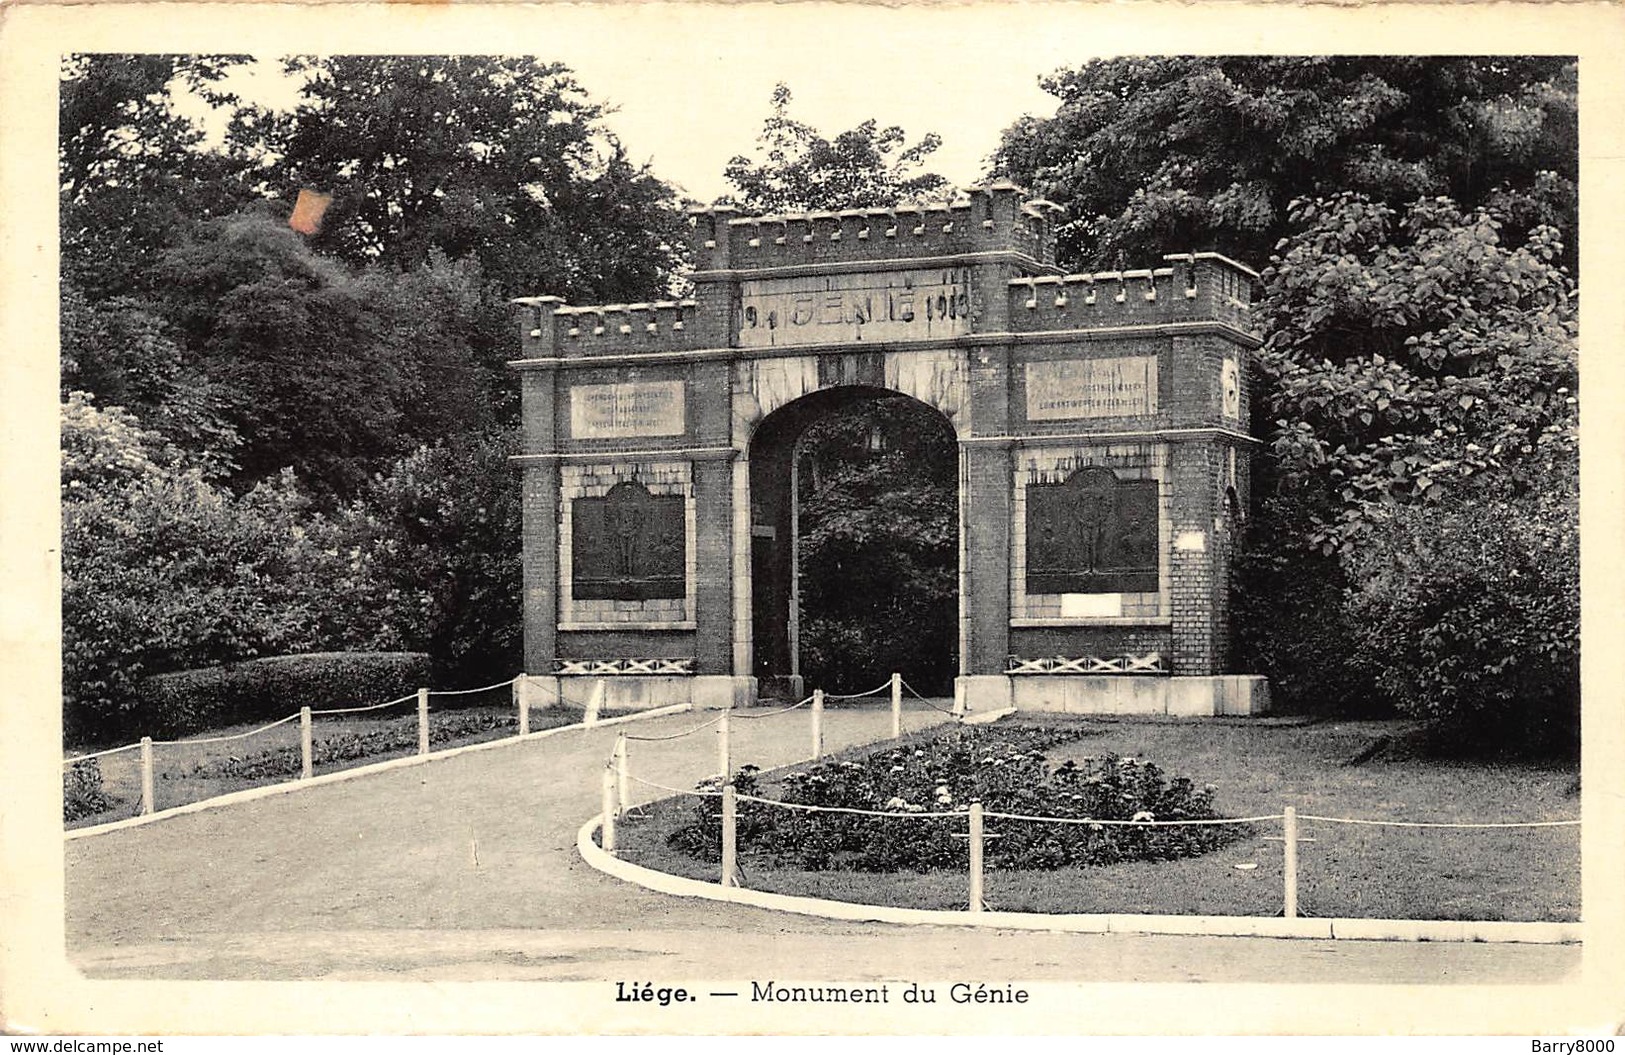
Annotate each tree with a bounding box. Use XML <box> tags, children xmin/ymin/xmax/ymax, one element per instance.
<box><xmin>1257</xmin><ymin>192</ymin><xmax>1576</xmax><ymax>550</ymax></box>
<box><xmin>60</xmin><ymin>54</ymin><xmax>258</xmax><ymax>302</ymax></box>
<box><xmin>61</xmin><ymin>396</ymin><xmax>356</xmax><ymax>740</ymax></box>
<box><xmin>59</xmin><ymin>281</ymin><xmax>241</xmax><ymax>477</ymax></box>
<box><xmin>722</xmin><ymin>83</ymin><xmax>952</xmax><ymax>213</ymax></box>
<box><xmin>991</xmin><ymin>57</ymin><xmax>1576</xmax><ymax>271</ymax></box>
<box><xmin>153</xmin><ymin>213</ymin><xmax>416</xmax><ymax>498</ymax></box>
<box><xmin>1233</xmin><ymin>191</ymin><xmax>1577</xmax><ymax>741</ymax></box>
<box><xmin>241</xmin><ymin>55</ymin><xmax>688</xmax><ymax>304</ymax></box>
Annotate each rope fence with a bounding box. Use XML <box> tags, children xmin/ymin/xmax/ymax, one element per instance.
<box><xmin>63</xmin><ymin>670</ymin><xmax>660</xmax><ymax>827</ymax></box>
<box><xmin>595</xmin><ymin>707</ymin><xmax>1582</xmax><ymax>918</ymax></box>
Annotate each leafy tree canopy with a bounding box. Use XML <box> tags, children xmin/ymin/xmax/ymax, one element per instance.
<box><xmin>239</xmin><ymin>55</ymin><xmax>687</xmax><ymax>303</ymax></box>
<box><xmin>722</xmin><ymin>83</ymin><xmax>953</xmax><ymax>213</ymax></box>
<box><xmin>991</xmin><ymin>56</ymin><xmax>1576</xmax><ymax>270</ymax></box>
<box><xmin>1257</xmin><ymin>192</ymin><xmax>1576</xmax><ymax>552</ymax></box>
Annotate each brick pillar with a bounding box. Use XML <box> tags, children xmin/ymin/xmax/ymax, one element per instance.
<box><xmin>692</xmin><ymin>455</ymin><xmax>734</xmax><ymax>674</ymax></box>
<box><xmin>522</xmin><ymin>462</ymin><xmax>558</xmax><ymax>674</ymax></box>
<box><xmin>1167</xmin><ymin>440</ymin><xmax>1220</xmax><ymax>675</ymax></box>
<box><xmin>961</xmin><ymin>440</ymin><xmax>1013</xmax><ymax>675</ymax></box>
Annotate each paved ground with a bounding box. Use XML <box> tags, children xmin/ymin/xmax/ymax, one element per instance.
<box><xmin>64</xmin><ymin>703</ymin><xmax>1580</xmax><ymax>984</ymax></box>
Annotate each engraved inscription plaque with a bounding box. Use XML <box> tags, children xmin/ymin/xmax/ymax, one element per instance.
<box><xmin>570</xmin><ymin>381</ymin><xmax>685</xmax><ymax>439</ymax></box>
<box><xmin>1025</xmin><ymin>357</ymin><xmax>1158</xmax><ymax>420</ymax></box>
<box><xmin>738</xmin><ymin>269</ymin><xmax>971</xmax><ymax>348</ymax></box>
<box><xmin>1026</xmin><ymin>467</ymin><xmax>1159</xmax><ymax>594</ymax></box>
<box><xmin>572</xmin><ymin>480</ymin><xmax>685</xmax><ymax>600</ymax></box>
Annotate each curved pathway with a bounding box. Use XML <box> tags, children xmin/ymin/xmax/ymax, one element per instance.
<box><xmin>65</xmin><ymin>704</ymin><xmax>1577</xmax><ymax>983</ymax></box>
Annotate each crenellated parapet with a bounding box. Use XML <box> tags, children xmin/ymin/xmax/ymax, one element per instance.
<box><xmin>513</xmin><ymin>296</ymin><xmax>712</xmax><ymax>359</ymax></box>
<box><xmin>686</xmin><ymin>179</ymin><xmax>1060</xmax><ymax>275</ymax></box>
<box><xmin>1006</xmin><ymin>254</ymin><xmax>1258</xmax><ymax>335</ymax></box>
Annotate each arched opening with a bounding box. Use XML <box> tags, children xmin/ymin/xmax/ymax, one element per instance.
<box><xmin>748</xmin><ymin>386</ymin><xmax>959</xmax><ymax>700</ymax></box>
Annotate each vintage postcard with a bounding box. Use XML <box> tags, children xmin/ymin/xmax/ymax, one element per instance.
<box><xmin>2</xmin><ymin>0</ymin><xmax>1623</xmax><ymax>1038</ymax></box>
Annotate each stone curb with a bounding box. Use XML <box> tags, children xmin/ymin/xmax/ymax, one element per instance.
<box><xmin>578</xmin><ymin>815</ymin><xmax>1580</xmax><ymax>945</ymax></box>
<box><xmin>63</xmin><ymin>703</ymin><xmax>694</xmax><ymax>841</ymax></box>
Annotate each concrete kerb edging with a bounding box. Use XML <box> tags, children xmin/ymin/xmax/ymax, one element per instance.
<box><xmin>577</xmin><ymin>815</ymin><xmax>1580</xmax><ymax>946</ymax></box>
<box><xmin>63</xmin><ymin>702</ymin><xmax>695</xmax><ymax>842</ymax></box>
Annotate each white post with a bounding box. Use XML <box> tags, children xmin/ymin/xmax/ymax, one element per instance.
<box><xmin>585</xmin><ymin>681</ymin><xmax>604</xmax><ymax>727</ymax></box>
<box><xmin>1283</xmin><ymin>805</ymin><xmax>1299</xmax><ymax>919</ymax></box>
<box><xmin>717</xmin><ymin>707</ymin><xmax>731</xmax><ymax>779</ymax></box>
<box><xmin>516</xmin><ymin>676</ymin><xmax>530</xmax><ymax>737</ymax></box>
<box><xmin>953</xmin><ymin>680</ymin><xmax>967</xmax><ymax>718</ymax></box>
<box><xmin>721</xmin><ymin>784</ymin><xmax>738</xmax><ymax>888</ymax></box>
<box><xmin>890</xmin><ymin>672</ymin><xmax>903</xmax><ymax>739</ymax></box>
<box><xmin>139</xmin><ymin>736</ymin><xmax>155</xmax><ymax>816</ymax></box>
<box><xmin>417</xmin><ymin>688</ymin><xmax>430</xmax><ymax>756</ymax></box>
<box><xmin>811</xmin><ymin>689</ymin><xmax>825</xmax><ymax>761</ymax></box>
<box><xmin>601</xmin><ymin>766</ymin><xmax>617</xmax><ymax>856</ymax></box>
<box><xmin>300</xmin><ymin>706</ymin><xmax>313</xmax><ymax>780</ymax></box>
<box><xmin>968</xmin><ymin>801</ymin><xmax>985</xmax><ymax>912</ymax></box>
<box><xmin>615</xmin><ymin>732</ymin><xmax>630</xmax><ymax>818</ymax></box>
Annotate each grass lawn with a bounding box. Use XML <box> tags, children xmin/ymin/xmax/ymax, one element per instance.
<box><xmin>613</xmin><ymin>715</ymin><xmax>1580</xmax><ymax>922</ymax></box>
<box><xmin>64</xmin><ymin>695</ymin><xmax>623</xmax><ymax>829</ymax></box>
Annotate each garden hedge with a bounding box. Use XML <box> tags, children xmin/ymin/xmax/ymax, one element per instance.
<box><xmin>133</xmin><ymin>651</ymin><xmax>431</xmax><ymax>738</ymax></box>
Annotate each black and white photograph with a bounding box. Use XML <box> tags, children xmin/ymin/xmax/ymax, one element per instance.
<box><xmin>2</xmin><ymin>0</ymin><xmax>1623</xmax><ymax>1039</ymax></box>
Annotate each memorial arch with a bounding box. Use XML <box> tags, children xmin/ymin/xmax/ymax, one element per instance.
<box><xmin>510</xmin><ymin>181</ymin><xmax>1269</xmax><ymax>715</ymax></box>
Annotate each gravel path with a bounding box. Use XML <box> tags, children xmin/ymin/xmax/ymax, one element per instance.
<box><xmin>64</xmin><ymin>703</ymin><xmax>1579</xmax><ymax>984</ymax></box>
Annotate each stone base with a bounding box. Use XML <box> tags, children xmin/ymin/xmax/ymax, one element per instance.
<box><xmin>520</xmin><ymin>675</ymin><xmax>757</xmax><ymax>712</ymax></box>
<box><xmin>954</xmin><ymin>675</ymin><xmax>1012</xmax><ymax>714</ymax></box>
<box><xmin>962</xmin><ymin>674</ymin><xmax>1270</xmax><ymax>717</ymax></box>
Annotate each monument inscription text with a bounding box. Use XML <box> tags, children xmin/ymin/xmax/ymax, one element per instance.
<box><xmin>570</xmin><ymin>381</ymin><xmax>685</xmax><ymax>439</ymax></box>
<box><xmin>1025</xmin><ymin>357</ymin><xmax>1158</xmax><ymax>420</ymax></box>
<box><xmin>738</xmin><ymin>269</ymin><xmax>970</xmax><ymax>348</ymax></box>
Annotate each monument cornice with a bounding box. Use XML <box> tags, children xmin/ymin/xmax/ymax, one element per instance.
<box><xmin>505</xmin><ymin>320</ymin><xmax>1262</xmax><ymax>373</ymax></box>
<box><xmin>688</xmin><ymin>249</ymin><xmax>1061</xmax><ymax>283</ymax></box>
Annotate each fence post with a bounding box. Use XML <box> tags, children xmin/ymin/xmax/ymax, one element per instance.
<box><xmin>891</xmin><ymin>672</ymin><xmax>903</xmax><ymax>739</ymax></box>
<box><xmin>585</xmin><ymin>681</ymin><xmax>604</xmax><ymax>727</ymax></box>
<box><xmin>811</xmin><ymin>689</ymin><xmax>825</xmax><ymax>761</ymax></box>
<box><xmin>952</xmin><ymin>680</ymin><xmax>966</xmax><ymax>718</ymax></box>
<box><xmin>615</xmin><ymin>732</ymin><xmax>630</xmax><ymax>818</ymax></box>
<box><xmin>139</xmin><ymin>736</ymin><xmax>155</xmax><ymax>816</ymax></box>
<box><xmin>717</xmin><ymin>707</ymin><xmax>731</xmax><ymax>778</ymax></box>
<box><xmin>300</xmin><ymin>706</ymin><xmax>313</xmax><ymax>780</ymax></box>
<box><xmin>968</xmin><ymin>801</ymin><xmax>984</xmax><ymax>912</ymax></box>
<box><xmin>417</xmin><ymin>688</ymin><xmax>430</xmax><ymax>755</ymax></box>
<box><xmin>601</xmin><ymin>765</ymin><xmax>617</xmax><ymax>856</ymax></box>
<box><xmin>721</xmin><ymin>783</ymin><xmax>738</xmax><ymax>888</ymax></box>
<box><xmin>516</xmin><ymin>675</ymin><xmax>530</xmax><ymax>737</ymax></box>
<box><xmin>1283</xmin><ymin>805</ymin><xmax>1299</xmax><ymax>919</ymax></box>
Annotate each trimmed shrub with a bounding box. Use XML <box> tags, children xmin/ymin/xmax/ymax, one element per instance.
<box><xmin>135</xmin><ymin>651</ymin><xmax>430</xmax><ymax>738</ymax></box>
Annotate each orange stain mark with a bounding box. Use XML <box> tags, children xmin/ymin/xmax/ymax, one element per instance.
<box><xmin>289</xmin><ymin>189</ymin><xmax>334</xmax><ymax>235</ymax></box>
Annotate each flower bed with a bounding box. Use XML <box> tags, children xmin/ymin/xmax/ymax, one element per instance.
<box><xmin>665</xmin><ymin>723</ymin><xmax>1248</xmax><ymax>873</ymax></box>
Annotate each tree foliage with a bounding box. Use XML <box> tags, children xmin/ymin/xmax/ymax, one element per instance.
<box><xmin>242</xmin><ymin>55</ymin><xmax>687</xmax><ymax>303</ymax></box>
<box><xmin>723</xmin><ymin>83</ymin><xmax>952</xmax><ymax>213</ymax></box>
<box><xmin>796</xmin><ymin>397</ymin><xmax>959</xmax><ymax>694</ymax></box>
<box><xmin>991</xmin><ymin>56</ymin><xmax>1576</xmax><ymax>270</ymax></box>
<box><xmin>1258</xmin><ymin>192</ymin><xmax>1576</xmax><ymax>550</ymax></box>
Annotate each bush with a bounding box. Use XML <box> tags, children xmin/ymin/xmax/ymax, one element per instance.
<box><xmin>1343</xmin><ymin>478</ymin><xmax>1579</xmax><ymax>756</ymax></box>
<box><xmin>134</xmin><ymin>651</ymin><xmax>430</xmax><ymax>738</ymax></box>
<box><xmin>63</xmin><ymin>758</ymin><xmax>116</xmax><ymax>821</ymax></box>
<box><xmin>667</xmin><ymin>724</ymin><xmax>1247</xmax><ymax>872</ymax></box>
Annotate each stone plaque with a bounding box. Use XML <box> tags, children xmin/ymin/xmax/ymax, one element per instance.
<box><xmin>1026</xmin><ymin>467</ymin><xmax>1159</xmax><ymax>594</ymax></box>
<box><xmin>738</xmin><ymin>269</ymin><xmax>971</xmax><ymax>348</ymax></box>
<box><xmin>570</xmin><ymin>381</ymin><xmax>685</xmax><ymax>439</ymax></box>
<box><xmin>572</xmin><ymin>481</ymin><xmax>685</xmax><ymax>600</ymax></box>
<box><xmin>1025</xmin><ymin>357</ymin><xmax>1158</xmax><ymax>420</ymax></box>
